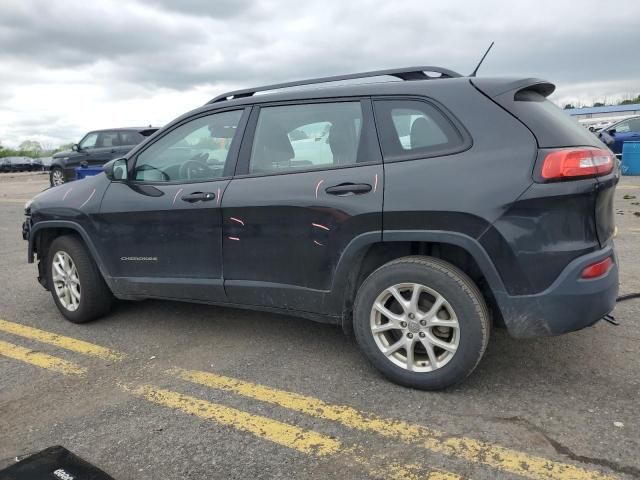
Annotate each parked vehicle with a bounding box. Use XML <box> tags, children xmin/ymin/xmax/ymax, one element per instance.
<box><xmin>598</xmin><ymin>116</ymin><xmax>640</xmax><ymax>158</ymax></box>
<box><xmin>23</xmin><ymin>67</ymin><xmax>619</xmax><ymax>389</ymax></box>
<box><xmin>49</xmin><ymin>127</ymin><xmax>158</xmax><ymax>186</ymax></box>
<box><xmin>29</xmin><ymin>157</ymin><xmax>44</xmax><ymax>171</ymax></box>
<box><xmin>1</xmin><ymin>156</ymin><xmax>33</xmax><ymax>172</ymax></box>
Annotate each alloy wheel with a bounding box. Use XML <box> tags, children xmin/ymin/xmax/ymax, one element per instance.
<box><xmin>51</xmin><ymin>251</ymin><xmax>81</xmax><ymax>311</ymax></box>
<box><xmin>370</xmin><ymin>283</ymin><xmax>460</xmax><ymax>372</ymax></box>
<box><xmin>51</xmin><ymin>169</ymin><xmax>65</xmax><ymax>186</ymax></box>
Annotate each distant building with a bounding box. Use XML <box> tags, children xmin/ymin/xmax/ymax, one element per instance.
<box><xmin>565</xmin><ymin>103</ymin><xmax>640</xmax><ymax>130</ymax></box>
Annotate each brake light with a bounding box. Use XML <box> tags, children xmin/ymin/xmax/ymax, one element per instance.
<box><xmin>541</xmin><ymin>148</ymin><xmax>614</xmax><ymax>180</ymax></box>
<box><xmin>581</xmin><ymin>257</ymin><xmax>612</xmax><ymax>279</ymax></box>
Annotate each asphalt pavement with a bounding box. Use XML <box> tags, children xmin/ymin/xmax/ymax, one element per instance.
<box><xmin>1</xmin><ymin>171</ymin><xmax>639</xmax><ymax>480</ymax></box>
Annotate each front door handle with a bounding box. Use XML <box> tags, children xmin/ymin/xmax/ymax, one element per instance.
<box><xmin>325</xmin><ymin>183</ymin><xmax>372</xmax><ymax>196</ymax></box>
<box><xmin>181</xmin><ymin>191</ymin><xmax>216</xmax><ymax>203</ymax></box>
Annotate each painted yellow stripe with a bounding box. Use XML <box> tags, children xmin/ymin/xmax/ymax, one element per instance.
<box><xmin>124</xmin><ymin>383</ymin><xmax>462</xmax><ymax>480</ymax></box>
<box><xmin>0</xmin><ymin>319</ymin><xmax>124</xmax><ymax>361</ymax></box>
<box><xmin>172</xmin><ymin>368</ymin><xmax>614</xmax><ymax>480</ymax></box>
<box><xmin>124</xmin><ymin>383</ymin><xmax>341</xmax><ymax>456</ymax></box>
<box><xmin>0</xmin><ymin>340</ymin><xmax>86</xmax><ymax>375</ymax></box>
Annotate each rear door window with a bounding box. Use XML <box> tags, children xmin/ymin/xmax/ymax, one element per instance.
<box><xmin>97</xmin><ymin>131</ymin><xmax>120</xmax><ymax>148</ymax></box>
<box><xmin>248</xmin><ymin>102</ymin><xmax>365</xmax><ymax>174</ymax></box>
<box><xmin>119</xmin><ymin>131</ymin><xmax>144</xmax><ymax>145</ymax></box>
<box><xmin>374</xmin><ymin>100</ymin><xmax>465</xmax><ymax>161</ymax></box>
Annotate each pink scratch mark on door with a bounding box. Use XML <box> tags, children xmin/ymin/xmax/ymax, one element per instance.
<box><xmin>217</xmin><ymin>187</ymin><xmax>221</xmax><ymax>206</ymax></box>
<box><xmin>311</xmin><ymin>222</ymin><xmax>330</xmax><ymax>231</ymax></box>
<box><xmin>172</xmin><ymin>188</ymin><xmax>184</xmax><ymax>206</ymax></box>
<box><xmin>313</xmin><ymin>240</ymin><xmax>324</xmax><ymax>246</ymax></box>
<box><xmin>315</xmin><ymin>179</ymin><xmax>324</xmax><ymax>199</ymax></box>
<box><xmin>78</xmin><ymin>189</ymin><xmax>96</xmax><ymax>209</ymax></box>
<box><xmin>373</xmin><ymin>173</ymin><xmax>378</xmax><ymax>193</ymax></box>
<box><xmin>230</xmin><ymin>217</ymin><xmax>245</xmax><ymax>226</ymax></box>
<box><xmin>62</xmin><ymin>188</ymin><xmax>73</xmax><ymax>201</ymax></box>
<box><xmin>227</xmin><ymin>236</ymin><xmax>240</xmax><ymax>241</ymax></box>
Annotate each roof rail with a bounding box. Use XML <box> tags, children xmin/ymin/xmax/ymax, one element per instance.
<box><xmin>207</xmin><ymin>66</ymin><xmax>462</xmax><ymax>104</ymax></box>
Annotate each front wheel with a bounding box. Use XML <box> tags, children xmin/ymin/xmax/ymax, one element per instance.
<box><xmin>50</xmin><ymin>167</ymin><xmax>65</xmax><ymax>186</ymax></box>
<box><xmin>46</xmin><ymin>235</ymin><xmax>113</xmax><ymax>324</ymax></box>
<box><xmin>353</xmin><ymin>256</ymin><xmax>490</xmax><ymax>390</ymax></box>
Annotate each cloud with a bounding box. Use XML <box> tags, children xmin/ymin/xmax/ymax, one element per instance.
<box><xmin>0</xmin><ymin>0</ymin><xmax>639</xmax><ymax>147</ymax></box>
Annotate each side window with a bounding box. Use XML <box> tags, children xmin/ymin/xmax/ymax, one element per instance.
<box><xmin>374</xmin><ymin>100</ymin><xmax>465</xmax><ymax>161</ymax></box>
<box><xmin>97</xmin><ymin>131</ymin><xmax>120</xmax><ymax>148</ymax></box>
<box><xmin>629</xmin><ymin>119</ymin><xmax>640</xmax><ymax>132</ymax></box>
<box><xmin>79</xmin><ymin>133</ymin><xmax>98</xmax><ymax>149</ymax></box>
<box><xmin>134</xmin><ymin>110</ymin><xmax>243</xmax><ymax>182</ymax></box>
<box><xmin>249</xmin><ymin>102</ymin><xmax>363</xmax><ymax>174</ymax></box>
<box><xmin>615</xmin><ymin>121</ymin><xmax>630</xmax><ymax>133</ymax></box>
<box><xmin>119</xmin><ymin>131</ymin><xmax>144</xmax><ymax>146</ymax></box>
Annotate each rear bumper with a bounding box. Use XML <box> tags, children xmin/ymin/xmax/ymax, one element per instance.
<box><xmin>498</xmin><ymin>245</ymin><xmax>618</xmax><ymax>338</ymax></box>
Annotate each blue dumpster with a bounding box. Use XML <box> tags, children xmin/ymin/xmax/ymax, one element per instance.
<box><xmin>75</xmin><ymin>166</ymin><xmax>103</xmax><ymax>180</ymax></box>
<box><xmin>621</xmin><ymin>141</ymin><xmax>640</xmax><ymax>176</ymax></box>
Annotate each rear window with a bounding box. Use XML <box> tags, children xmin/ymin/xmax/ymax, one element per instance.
<box><xmin>493</xmin><ymin>89</ymin><xmax>601</xmax><ymax>148</ymax></box>
<box><xmin>374</xmin><ymin>100</ymin><xmax>466</xmax><ymax>161</ymax></box>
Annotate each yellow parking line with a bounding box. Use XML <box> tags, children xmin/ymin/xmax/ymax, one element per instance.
<box><xmin>0</xmin><ymin>339</ymin><xmax>86</xmax><ymax>375</ymax></box>
<box><xmin>123</xmin><ymin>383</ymin><xmax>462</xmax><ymax>480</ymax></box>
<box><xmin>171</xmin><ymin>368</ymin><xmax>614</xmax><ymax>480</ymax></box>
<box><xmin>0</xmin><ymin>319</ymin><xmax>124</xmax><ymax>361</ymax></box>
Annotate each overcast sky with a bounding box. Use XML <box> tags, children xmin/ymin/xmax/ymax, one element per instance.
<box><xmin>1</xmin><ymin>0</ymin><xmax>639</xmax><ymax>148</ymax></box>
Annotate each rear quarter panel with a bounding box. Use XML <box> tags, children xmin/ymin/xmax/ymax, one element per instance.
<box><xmin>382</xmin><ymin>81</ymin><xmax>538</xmax><ymax>293</ymax></box>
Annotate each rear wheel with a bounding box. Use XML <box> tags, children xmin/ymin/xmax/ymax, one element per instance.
<box><xmin>46</xmin><ymin>235</ymin><xmax>113</xmax><ymax>324</ymax></box>
<box><xmin>50</xmin><ymin>167</ymin><xmax>65</xmax><ymax>186</ymax></box>
<box><xmin>353</xmin><ymin>256</ymin><xmax>490</xmax><ymax>390</ymax></box>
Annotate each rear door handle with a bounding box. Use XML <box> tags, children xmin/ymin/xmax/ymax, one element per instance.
<box><xmin>181</xmin><ymin>191</ymin><xmax>216</xmax><ymax>203</ymax></box>
<box><xmin>325</xmin><ymin>183</ymin><xmax>372</xmax><ymax>196</ymax></box>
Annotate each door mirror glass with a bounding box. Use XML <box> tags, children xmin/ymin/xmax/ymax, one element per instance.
<box><xmin>72</xmin><ymin>143</ymin><xmax>79</xmax><ymax>152</ymax></box>
<box><xmin>104</xmin><ymin>158</ymin><xmax>128</xmax><ymax>181</ymax></box>
<box><xmin>607</xmin><ymin>128</ymin><xmax>616</xmax><ymax>136</ymax></box>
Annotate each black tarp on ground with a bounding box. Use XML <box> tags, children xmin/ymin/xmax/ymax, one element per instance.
<box><xmin>0</xmin><ymin>446</ymin><xmax>114</xmax><ymax>480</ymax></box>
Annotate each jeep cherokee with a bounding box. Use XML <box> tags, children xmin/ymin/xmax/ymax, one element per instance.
<box><xmin>23</xmin><ymin>67</ymin><xmax>619</xmax><ymax>389</ymax></box>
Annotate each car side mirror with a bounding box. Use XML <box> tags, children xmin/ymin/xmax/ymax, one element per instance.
<box><xmin>104</xmin><ymin>157</ymin><xmax>128</xmax><ymax>181</ymax></box>
<box><xmin>72</xmin><ymin>143</ymin><xmax>80</xmax><ymax>152</ymax></box>
<box><xmin>607</xmin><ymin>128</ymin><xmax>616</xmax><ymax>136</ymax></box>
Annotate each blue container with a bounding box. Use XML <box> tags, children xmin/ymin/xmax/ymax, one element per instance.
<box><xmin>75</xmin><ymin>166</ymin><xmax>103</xmax><ymax>180</ymax></box>
<box><xmin>621</xmin><ymin>141</ymin><xmax>640</xmax><ymax>176</ymax></box>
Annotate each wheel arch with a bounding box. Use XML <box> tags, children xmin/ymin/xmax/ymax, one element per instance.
<box><xmin>331</xmin><ymin>230</ymin><xmax>508</xmax><ymax>334</ymax></box>
<box><xmin>30</xmin><ymin>221</ymin><xmax>111</xmax><ymax>289</ymax></box>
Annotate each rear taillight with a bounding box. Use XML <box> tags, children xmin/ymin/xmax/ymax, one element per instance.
<box><xmin>541</xmin><ymin>148</ymin><xmax>614</xmax><ymax>180</ymax></box>
<box><xmin>581</xmin><ymin>256</ymin><xmax>612</xmax><ymax>279</ymax></box>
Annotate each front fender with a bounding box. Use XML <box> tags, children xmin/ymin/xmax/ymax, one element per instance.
<box><xmin>28</xmin><ymin>221</ymin><xmax>112</xmax><ymax>288</ymax></box>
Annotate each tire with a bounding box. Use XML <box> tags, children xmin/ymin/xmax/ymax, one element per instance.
<box><xmin>50</xmin><ymin>167</ymin><xmax>65</xmax><ymax>186</ymax></box>
<box><xmin>353</xmin><ymin>256</ymin><xmax>490</xmax><ymax>390</ymax></box>
<box><xmin>46</xmin><ymin>235</ymin><xmax>113</xmax><ymax>324</ymax></box>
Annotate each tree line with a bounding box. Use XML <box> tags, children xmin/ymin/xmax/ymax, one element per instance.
<box><xmin>0</xmin><ymin>140</ymin><xmax>73</xmax><ymax>158</ymax></box>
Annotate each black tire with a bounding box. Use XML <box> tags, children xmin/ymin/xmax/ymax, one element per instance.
<box><xmin>353</xmin><ymin>256</ymin><xmax>490</xmax><ymax>390</ymax></box>
<box><xmin>50</xmin><ymin>167</ymin><xmax>65</xmax><ymax>187</ymax></box>
<box><xmin>46</xmin><ymin>235</ymin><xmax>113</xmax><ymax>324</ymax></box>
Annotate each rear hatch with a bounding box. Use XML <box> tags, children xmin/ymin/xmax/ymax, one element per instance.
<box><xmin>471</xmin><ymin>78</ymin><xmax>618</xmax><ymax>247</ymax></box>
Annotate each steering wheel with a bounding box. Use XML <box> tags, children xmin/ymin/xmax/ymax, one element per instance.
<box><xmin>179</xmin><ymin>154</ymin><xmax>214</xmax><ymax>180</ymax></box>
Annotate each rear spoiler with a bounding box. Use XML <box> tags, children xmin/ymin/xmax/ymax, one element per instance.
<box><xmin>470</xmin><ymin>77</ymin><xmax>555</xmax><ymax>99</ymax></box>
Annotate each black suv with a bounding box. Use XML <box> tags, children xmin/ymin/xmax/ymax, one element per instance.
<box><xmin>49</xmin><ymin>127</ymin><xmax>157</xmax><ymax>186</ymax></box>
<box><xmin>23</xmin><ymin>67</ymin><xmax>619</xmax><ymax>389</ymax></box>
